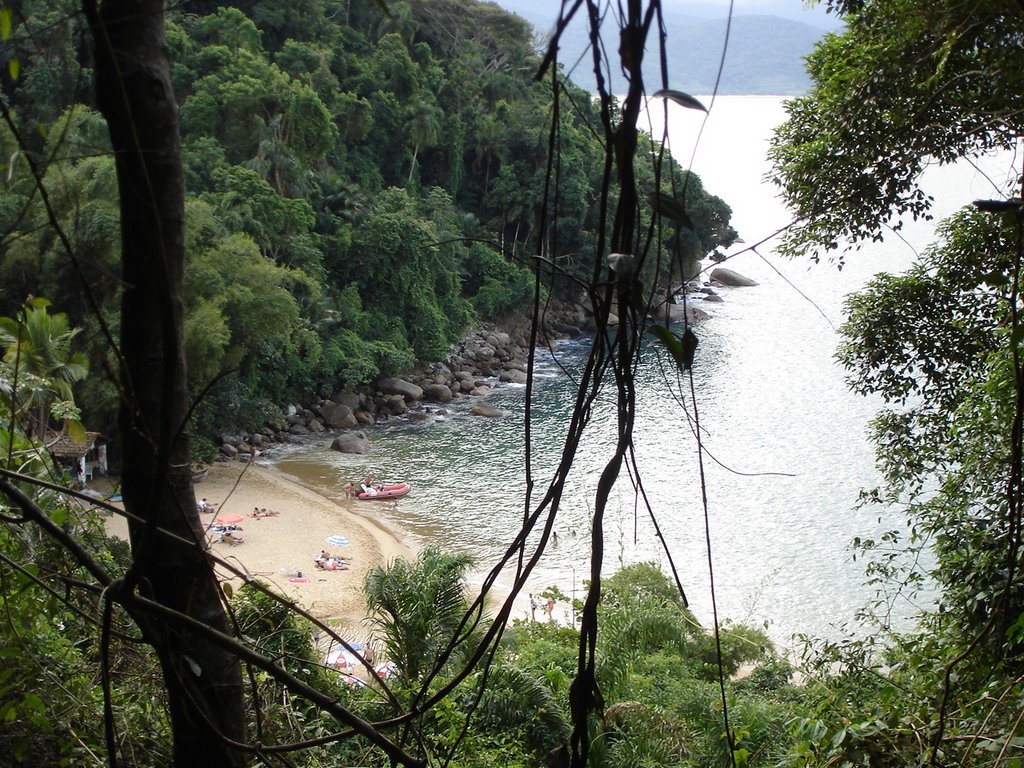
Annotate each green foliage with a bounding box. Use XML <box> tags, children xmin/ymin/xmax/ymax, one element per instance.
<box><xmin>364</xmin><ymin>545</ymin><xmax>474</xmax><ymax>685</ymax></box>
<box><xmin>464</xmin><ymin>663</ymin><xmax>571</xmax><ymax>759</ymax></box>
<box><xmin>0</xmin><ymin>0</ymin><xmax>737</xmax><ymax>453</ymax></box>
<box><xmin>0</xmin><ymin>469</ymin><xmax>172</xmax><ymax>766</ymax></box>
<box><xmin>0</xmin><ymin>298</ymin><xmax>89</xmax><ymax>439</ymax></box>
<box><xmin>494</xmin><ymin>563</ymin><xmax>801</xmax><ymax>768</ymax></box>
<box><xmin>837</xmin><ymin>210</ymin><xmax>1019</xmax><ymax>645</ymax></box>
<box><xmin>770</xmin><ymin>2</ymin><xmax>1024</xmax><ymax>767</ymax></box>
<box><xmin>463</xmin><ymin>244</ymin><xmax>535</xmax><ymax>320</ymax></box>
<box><xmin>769</xmin><ymin>0</ymin><xmax>1024</xmax><ymax>260</ymax></box>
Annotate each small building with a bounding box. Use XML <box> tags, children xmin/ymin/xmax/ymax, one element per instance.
<box><xmin>47</xmin><ymin>431</ymin><xmax>108</xmax><ymax>486</ymax></box>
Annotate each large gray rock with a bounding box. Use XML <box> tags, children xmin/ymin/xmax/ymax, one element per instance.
<box><xmin>330</xmin><ymin>431</ymin><xmax>371</xmax><ymax>454</ymax></box>
<box><xmin>423</xmin><ymin>383</ymin><xmax>454</xmax><ymax>403</ymax></box>
<box><xmin>377</xmin><ymin>377</ymin><xmax>423</xmax><ymax>401</ymax></box>
<box><xmin>319</xmin><ymin>400</ymin><xmax>358</xmax><ymax>429</ymax></box>
<box><xmin>384</xmin><ymin>394</ymin><xmax>407</xmax><ymax>415</ymax></box>
<box><xmin>499</xmin><ymin>369</ymin><xmax>528</xmax><ymax>385</ymax></box>
<box><xmin>331</xmin><ymin>389</ymin><xmax>362</xmax><ymax>411</ymax></box>
<box><xmin>710</xmin><ymin>267</ymin><xmax>759</xmax><ymax>287</ymax></box>
<box><xmin>654</xmin><ymin>302</ymin><xmax>709</xmax><ymax>324</ymax></box>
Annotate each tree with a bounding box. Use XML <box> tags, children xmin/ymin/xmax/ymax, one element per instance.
<box><xmin>407</xmin><ymin>94</ymin><xmax>443</xmax><ymax>182</ymax></box>
<box><xmin>768</xmin><ymin>0</ymin><xmax>1024</xmax><ymax>261</ymax></box>
<box><xmin>82</xmin><ymin>1</ymin><xmax>248</xmax><ymax>764</ymax></box>
<box><xmin>0</xmin><ymin>1</ymin><xmax>749</xmax><ymax>765</ymax></box>
<box><xmin>771</xmin><ymin>0</ymin><xmax>1024</xmax><ymax>640</ymax></box>
<box><xmin>364</xmin><ymin>546</ymin><xmax>475</xmax><ymax>685</ymax></box>
<box><xmin>0</xmin><ymin>298</ymin><xmax>89</xmax><ymax>439</ymax></box>
<box><xmin>769</xmin><ymin>1</ymin><xmax>1024</xmax><ymax>764</ymax></box>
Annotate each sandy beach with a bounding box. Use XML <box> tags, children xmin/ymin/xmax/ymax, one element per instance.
<box><xmin>104</xmin><ymin>461</ymin><xmax>415</xmax><ymax>632</ymax></box>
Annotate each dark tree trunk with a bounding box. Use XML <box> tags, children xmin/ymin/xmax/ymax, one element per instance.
<box><xmin>84</xmin><ymin>2</ymin><xmax>247</xmax><ymax>765</ymax></box>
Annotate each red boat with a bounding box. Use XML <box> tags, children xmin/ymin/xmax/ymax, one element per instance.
<box><xmin>358</xmin><ymin>482</ymin><xmax>410</xmax><ymax>500</ymax></box>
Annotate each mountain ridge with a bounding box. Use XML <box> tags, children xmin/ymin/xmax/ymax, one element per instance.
<box><xmin>495</xmin><ymin>0</ymin><xmax>839</xmax><ymax>94</ymax></box>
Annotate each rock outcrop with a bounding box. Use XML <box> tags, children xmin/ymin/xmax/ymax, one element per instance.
<box><xmin>330</xmin><ymin>431</ymin><xmax>371</xmax><ymax>454</ymax></box>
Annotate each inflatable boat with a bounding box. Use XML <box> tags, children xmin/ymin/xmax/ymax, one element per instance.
<box><xmin>358</xmin><ymin>482</ymin><xmax>410</xmax><ymax>500</ymax></box>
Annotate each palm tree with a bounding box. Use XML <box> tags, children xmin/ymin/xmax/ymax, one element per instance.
<box><xmin>364</xmin><ymin>545</ymin><xmax>474</xmax><ymax>684</ymax></box>
<box><xmin>0</xmin><ymin>298</ymin><xmax>89</xmax><ymax>439</ymax></box>
<box><xmin>407</xmin><ymin>97</ymin><xmax>443</xmax><ymax>183</ymax></box>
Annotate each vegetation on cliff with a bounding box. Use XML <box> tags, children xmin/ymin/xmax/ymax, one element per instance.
<box><xmin>0</xmin><ymin>0</ymin><xmax>735</xmax><ymax>452</ymax></box>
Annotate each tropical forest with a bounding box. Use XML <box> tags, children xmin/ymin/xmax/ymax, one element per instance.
<box><xmin>1</xmin><ymin>0</ymin><xmax>1023</xmax><ymax>766</ymax></box>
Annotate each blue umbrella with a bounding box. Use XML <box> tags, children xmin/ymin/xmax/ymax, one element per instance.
<box><xmin>326</xmin><ymin>535</ymin><xmax>351</xmax><ymax>546</ymax></box>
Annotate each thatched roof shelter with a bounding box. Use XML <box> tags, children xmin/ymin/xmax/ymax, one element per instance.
<box><xmin>46</xmin><ymin>431</ymin><xmax>103</xmax><ymax>459</ymax></box>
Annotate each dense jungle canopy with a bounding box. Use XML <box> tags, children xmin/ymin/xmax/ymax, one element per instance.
<box><xmin>0</xmin><ymin>0</ymin><xmax>735</xmax><ymax>455</ymax></box>
<box><xmin>2</xmin><ymin>0</ymin><xmax>1024</xmax><ymax>766</ymax></box>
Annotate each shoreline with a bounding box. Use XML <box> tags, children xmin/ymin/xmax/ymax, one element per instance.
<box><xmin>104</xmin><ymin>461</ymin><xmax>416</xmax><ymax>631</ymax></box>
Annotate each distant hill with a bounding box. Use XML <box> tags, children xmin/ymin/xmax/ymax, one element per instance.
<box><xmin>494</xmin><ymin>0</ymin><xmax>840</xmax><ymax>95</ymax></box>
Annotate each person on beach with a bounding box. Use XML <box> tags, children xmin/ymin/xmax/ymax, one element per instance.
<box><xmin>530</xmin><ymin>593</ymin><xmax>539</xmax><ymax>621</ymax></box>
<box><xmin>546</xmin><ymin>598</ymin><xmax>555</xmax><ymax>622</ymax></box>
<box><xmin>197</xmin><ymin>498</ymin><xmax>209</xmax><ymax>513</ymax></box>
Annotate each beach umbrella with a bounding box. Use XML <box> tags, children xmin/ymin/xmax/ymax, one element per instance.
<box><xmin>324</xmin><ymin>643</ymin><xmax>363</xmax><ymax>669</ymax></box>
<box><xmin>325</xmin><ymin>535</ymin><xmax>351</xmax><ymax>546</ymax></box>
<box><xmin>214</xmin><ymin>513</ymin><xmax>244</xmax><ymax>525</ymax></box>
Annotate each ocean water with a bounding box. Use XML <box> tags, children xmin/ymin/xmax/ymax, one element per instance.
<box><xmin>272</xmin><ymin>96</ymin><xmax>1019</xmax><ymax>649</ymax></box>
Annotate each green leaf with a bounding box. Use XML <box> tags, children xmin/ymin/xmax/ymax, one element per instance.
<box><xmin>647</xmin><ymin>323</ymin><xmax>698</xmax><ymax>371</ymax></box>
<box><xmin>6</xmin><ymin>56</ymin><xmax>17</xmax><ymax>81</ymax></box>
<box><xmin>981</xmin><ymin>269</ymin><xmax>1009</xmax><ymax>288</ymax></box>
<box><xmin>0</xmin><ymin>8</ymin><xmax>11</xmax><ymax>41</ymax></box>
<box><xmin>651</xmin><ymin>89</ymin><xmax>708</xmax><ymax>112</ymax></box>
<box><xmin>647</xmin><ymin>191</ymin><xmax>694</xmax><ymax>230</ymax></box>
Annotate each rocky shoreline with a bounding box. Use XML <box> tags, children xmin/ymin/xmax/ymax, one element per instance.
<box><xmin>213</xmin><ymin>267</ymin><xmax>755</xmax><ymax>461</ymax></box>
<box><xmin>213</xmin><ymin>305</ymin><xmax>590</xmax><ymax>460</ymax></box>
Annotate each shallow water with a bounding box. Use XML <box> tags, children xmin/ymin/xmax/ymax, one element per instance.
<box><xmin>270</xmin><ymin>96</ymin><xmax>1018</xmax><ymax>649</ymax></box>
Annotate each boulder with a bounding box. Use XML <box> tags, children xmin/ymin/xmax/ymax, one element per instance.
<box><xmin>331</xmin><ymin>390</ymin><xmax>362</xmax><ymax>411</ymax></box>
<box><xmin>654</xmin><ymin>302</ymin><xmax>709</xmax><ymax>324</ymax></box>
<box><xmin>471</xmin><ymin>403</ymin><xmax>504</xmax><ymax>418</ymax></box>
<box><xmin>377</xmin><ymin>377</ymin><xmax>423</xmax><ymax>401</ymax></box>
<box><xmin>499</xmin><ymin>369</ymin><xmax>528</xmax><ymax>385</ymax></box>
<box><xmin>319</xmin><ymin>400</ymin><xmax>358</xmax><ymax>429</ymax></box>
<box><xmin>423</xmin><ymin>383</ymin><xmax>454</xmax><ymax>403</ymax></box>
<box><xmin>384</xmin><ymin>394</ymin><xmax>407</xmax><ymax>415</ymax></box>
<box><xmin>331</xmin><ymin>431</ymin><xmax>371</xmax><ymax>454</ymax></box>
<box><xmin>710</xmin><ymin>267</ymin><xmax>758</xmax><ymax>287</ymax></box>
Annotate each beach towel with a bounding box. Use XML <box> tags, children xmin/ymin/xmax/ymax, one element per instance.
<box><xmin>325</xmin><ymin>535</ymin><xmax>351</xmax><ymax>546</ymax></box>
<box><xmin>288</xmin><ymin>577</ymin><xmax>310</xmax><ymax>583</ymax></box>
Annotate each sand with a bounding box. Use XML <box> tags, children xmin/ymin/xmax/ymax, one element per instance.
<box><xmin>103</xmin><ymin>461</ymin><xmax>415</xmax><ymax>632</ymax></box>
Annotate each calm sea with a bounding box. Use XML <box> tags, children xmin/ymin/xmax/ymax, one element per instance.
<box><xmin>273</xmin><ymin>96</ymin><xmax>1017</xmax><ymax>648</ymax></box>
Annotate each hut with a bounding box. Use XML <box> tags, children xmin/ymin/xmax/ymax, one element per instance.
<box><xmin>47</xmin><ymin>431</ymin><xmax>108</xmax><ymax>486</ymax></box>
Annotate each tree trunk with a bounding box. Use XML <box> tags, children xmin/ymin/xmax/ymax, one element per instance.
<box><xmin>85</xmin><ymin>2</ymin><xmax>247</xmax><ymax>765</ymax></box>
